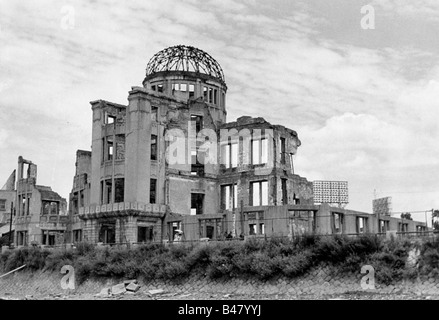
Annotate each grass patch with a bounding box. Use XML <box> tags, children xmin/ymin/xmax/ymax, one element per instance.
<box><xmin>1</xmin><ymin>235</ymin><xmax>438</xmax><ymax>285</ymax></box>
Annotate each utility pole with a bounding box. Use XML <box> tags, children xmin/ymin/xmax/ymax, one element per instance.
<box><xmin>8</xmin><ymin>202</ymin><xmax>13</xmax><ymax>247</ymax></box>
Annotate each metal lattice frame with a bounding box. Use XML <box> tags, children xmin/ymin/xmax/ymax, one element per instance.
<box><xmin>146</xmin><ymin>45</ymin><xmax>225</xmax><ymax>83</ymax></box>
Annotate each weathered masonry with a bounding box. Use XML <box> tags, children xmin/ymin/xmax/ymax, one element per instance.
<box><xmin>0</xmin><ymin>157</ymin><xmax>68</xmax><ymax>247</ymax></box>
<box><xmin>68</xmin><ymin>45</ymin><xmax>428</xmax><ymax>244</ymax></box>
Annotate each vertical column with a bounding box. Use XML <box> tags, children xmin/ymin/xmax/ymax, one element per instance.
<box><xmin>115</xmin><ymin>218</ymin><xmax>121</xmax><ymax>243</ymax></box>
<box><xmin>125</xmin><ymin>91</ymin><xmax>151</xmax><ymax>203</ymax></box>
<box><xmin>90</xmin><ymin>103</ymin><xmax>103</xmax><ymax>206</ymax></box>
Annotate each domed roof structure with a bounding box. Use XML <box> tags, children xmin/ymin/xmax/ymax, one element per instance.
<box><xmin>145</xmin><ymin>45</ymin><xmax>225</xmax><ymax>84</ymax></box>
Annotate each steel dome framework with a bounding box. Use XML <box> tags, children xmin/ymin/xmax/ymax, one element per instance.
<box><xmin>145</xmin><ymin>45</ymin><xmax>225</xmax><ymax>84</ymax></box>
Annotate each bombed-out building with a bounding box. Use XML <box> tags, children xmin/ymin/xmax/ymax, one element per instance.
<box><xmin>0</xmin><ymin>170</ymin><xmax>16</xmax><ymax>240</ymax></box>
<box><xmin>69</xmin><ymin>45</ymin><xmax>428</xmax><ymax>244</ymax></box>
<box><xmin>0</xmin><ymin>157</ymin><xmax>68</xmax><ymax>247</ymax></box>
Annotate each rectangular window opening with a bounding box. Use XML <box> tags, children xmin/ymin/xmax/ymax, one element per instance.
<box><xmin>189</xmin><ymin>84</ymin><xmax>195</xmax><ymax>98</ymax></box>
<box><xmin>281</xmin><ymin>178</ymin><xmax>288</xmax><ymax>205</ymax></box>
<box><xmin>191</xmin><ymin>193</ymin><xmax>204</xmax><ymax>215</ymax></box>
<box><xmin>221</xmin><ymin>184</ymin><xmax>237</xmax><ymax>210</ymax></box>
<box><xmin>151</xmin><ymin>134</ymin><xmax>157</xmax><ymax>160</ymax></box>
<box><xmin>138</xmin><ymin>226</ymin><xmax>153</xmax><ymax>242</ymax></box>
<box><xmin>250</xmin><ymin>181</ymin><xmax>268</xmax><ymax>206</ymax></box>
<box><xmin>114</xmin><ymin>178</ymin><xmax>124</xmax><ymax>203</ymax></box>
<box><xmin>150</xmin><ymin>178</ymin><xmax>157</xmax><ymax>204</ymax></box>
<box><xmin>151</xmin><ymin>106</ymin><xmax>158</xmax><ymax>121</ymax></box>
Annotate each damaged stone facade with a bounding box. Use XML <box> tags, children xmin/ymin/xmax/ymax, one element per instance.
<box><xmin>7</xmin><ymin>157</ymin><xmax>68</xmax><ymax>246</ymax></box>
<box><xmin>71</xmin><ymin>45</ymin><xmax>428</xmax><ymax>244</ymax></box>
<box><xmin>72</xmin><ymin>45</ymin><xmax>315</xmax><ymax>244</ymax></box>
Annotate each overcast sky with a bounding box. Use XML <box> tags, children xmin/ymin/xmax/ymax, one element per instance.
<box><xmin>0</xmin><ymin>0</ymin><xmax>438</xmax><ymax>223</ymax></box>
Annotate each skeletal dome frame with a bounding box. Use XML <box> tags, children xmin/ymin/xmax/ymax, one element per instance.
<box><xmin>146</xmin><ymin>45</ymin><xmax>225</xmax><ymax>84</ymax></box>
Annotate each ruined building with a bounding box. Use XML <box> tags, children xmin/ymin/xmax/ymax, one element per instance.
<box><xmin>0</xmin><ymin>157</ymin><xmax>68</xmax><ymax>246</ymax></box>
<box><xmin>0</xmin><ymin>170</ymin><xmax>16</xmax><ymax>240</ymax></box>
<box><xmin>68</xmin><ymin>45</ymin><xmax>427</xmax><ymax>244</ymax></box>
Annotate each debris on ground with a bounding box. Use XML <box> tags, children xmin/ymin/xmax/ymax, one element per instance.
<box><xmin>126</xmin><ymin>282</ymin><xmax>140</xmax><ymax>293</ymax></box>
<box><xmin>96</xmin><ymin>279</ymin><xmax>142</xmax><ymax>297</ymax></box>
<box><xmin>111</xmin><ymin>283</ymin><xmax>127</xmax><ymax>296</ymax></box>
<box><xmin>96</xmin><ymin>287</ymin><xmax>111</xmax><ymax>297</ymax></box>
<box><xmin>148</xmin><ymin>289</ymin><xmax>165</xmax><ymax>296</ymax></box>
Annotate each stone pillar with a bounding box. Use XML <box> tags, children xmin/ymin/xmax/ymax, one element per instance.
<box><xmin>124</xmin><ymin>216</ymin><xmax>137</xmax><ymax>243</ymax></box>
<box><xmin>125</xmin><ymin>90</ymin><xmax>151</xmax><ymax>204</ymax></box>
<box><xmin>90</xmin><ymin>102</ymin><xmax>103</xmax><ymax>206</ymax></box>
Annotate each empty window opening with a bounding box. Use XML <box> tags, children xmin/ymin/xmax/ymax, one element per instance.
<box><xmin>73</xmin><ymin>229</ymin><xmax>82</xmax><ymax>242</ymax></box>
<box><xmin>106</xmin><ymin>137</ymin><xmax>113</xmax><ymax>161</ymax></box>
<box><xmin>357</xmin><ymin>217</ymin><xmax>367</xmax><ymax>234</ymax></box>
<box><xmin>105</xmin><ymin>112</ymin><xmax>116</xmax><ymax>125</ymax></box>
<box><xmin>191</xmin><ymin>193</ymin><xmax>204</xmax><ymax>215</ymax></box>
<box><xmin>191</xmin><ymin>115</ymin><xmax>203</xmax><ymax>134</ymax></box>
<box><xmin>151</xmin><ymin>135</ymin><xmax>157</xmax><ymax>160</ymax></box>
<box><xmin>252</xmin><ymin>137</ymin><xmax>268</xmax><ymax>165</ymax></box>
<box><xmin>114</xmin><ymin>178</ymin><xmax>124</xmax><ymax>203</ymax></box>
<box><xmin>157</xmin><ymin>84</ymin><xmax>164</xmax><ymax>93</ymax></box>
<box><xmin>221</xmin><ymin>141</ymin><xmax>238</xmax><ymax>169</ymax></box>
<box><xmin>399</xmin><ymin>223</ymin><xmax>408</xmax><ymax>232</ymax></box>
<box><xmin>250</xmin><ymin>181</ymin><xmax>268</xmax><ymax>206</ymax></box>
<box><xmin>332</xmin><ymin>213</ymin><xmax>343</xmax><ymax>234</ymax></box>
<box><xmin>100</xmin><ymin>179</ymin><xmax>112</xmax><ymax>204</ymax></box>
<box><xmin>280</xmin><ymin>137</ymin><xmax>286</xmax><ymax>165</ymax></box>
<box><xmin>170</xmin><ymin>221</ymin><xmax>181</xmax><ymax>242</ymax></box>
<box><xmin>281</xmin><ymin>178</ymin><xmax>288</xmax><ymax>205</ymax></box>
<box><xmin>151</xmin><ymin>85</ymin><xmax>156</xmax><ymax>91</ymax></box>
<box><xmin>26</xmin><ymin>195</ymin><xmax>31</xmax><ymax>215</ymax></box>
<box><xmin>151</xmin><ymin>106</ymin><xmax>158</xmax><ymax>121</ymax></box>
<box><xmin>221</xmin><ymin>184</ymin><xmax>238</xmax><ymax>210</ymax></box>
<box><xmin>42</xmin><ymin>201</ymin><xmax>59</xmax><ymax>215</ymax></box>
<box><xmin>208</xmin><ymin>88</ymin><xmax>213</xmax><ymax>103</ymax></box>
<box><xmin>99</xmin><ymin>222</ymin><xmax>116</xmax><ymax>244</ymax></box>
<box><xmin>203</xmin><ymin>86</ymin><xmax>208</xmax><ymax>101</ymax></box>
<box><xmin>115</xmin><ymin>135</ymin><xmax>125</xmax><ymax>160</ymax></box>
<box><xmin>150</xmin><ymin>178</ymin><xmax>157</xmax><ymax>204</ymax></box>
<box><xmin>379</xmin><ymin>220</ymin><xmax>389</xmax><ymax>233</ymax></box>
<box><xmin>21</xmin><ymin>196</ymin><xmax>25</xmax><ymax>216</ymax></box>
<box><xmin>189</xmin><ymin>84</ymin><xmax>195</xmax><ymax>98</ymax></box>
<box><xmin>100</xmin><ymin>180</ymin><xmax>104</xmax><ymax>205</ymax></box>
<box><xmin>191</xmin><ymin>150</ymin><xmax>205</xmax><ymax>176</ymax></box>
<box><xmin>138</xmin><ymin>226</ymin><xmax>153</xmax><ymax>242</ymax></box>
<box><xmin>249</xmin><ymin>223</ymin><xmax>256</xmax><ymax>235</ymax></box>
<box><xmin>206</xmin><ymin>225</ymin><xmax>214</xmax><ymax>239</ymax></box>
<box><xmin>17</xmin><ymin>231</ymin><xmax>28</xmax><ymax>246</ymax></box>
<box><xmin>72</xmin><ymin>195</ymin><xmax>78</xmax><ymax>215</ymax></box>
<box><xmin>79</xmin><ymin>190</ymin><xmax>84</xmax><ymax>207</ymax></box>
<box><xmin>293</xmin><ymin>193</ymin><xmax>300</xmax><ymax>205</ymax></box>
<box><xmin>259</xmin><ymin>223</ymin><xmax>265</xmax><ymax>235</ymax></box>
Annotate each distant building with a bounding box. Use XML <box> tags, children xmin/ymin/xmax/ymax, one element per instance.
<box><xmin>0</xmin><ymin>170</ymin><xmax>16</xmax><ymax>240</ymax></box>
<box><xmin>3</xmin><ymin>157</ymin><xmax>68</xmax><ymax>246</ymax></box>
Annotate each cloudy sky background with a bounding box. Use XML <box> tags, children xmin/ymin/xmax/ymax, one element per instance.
<box><xmin>1</xmin><ymin>0</ymin><xmax>438</xmax><ymax>224</ymax></box>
